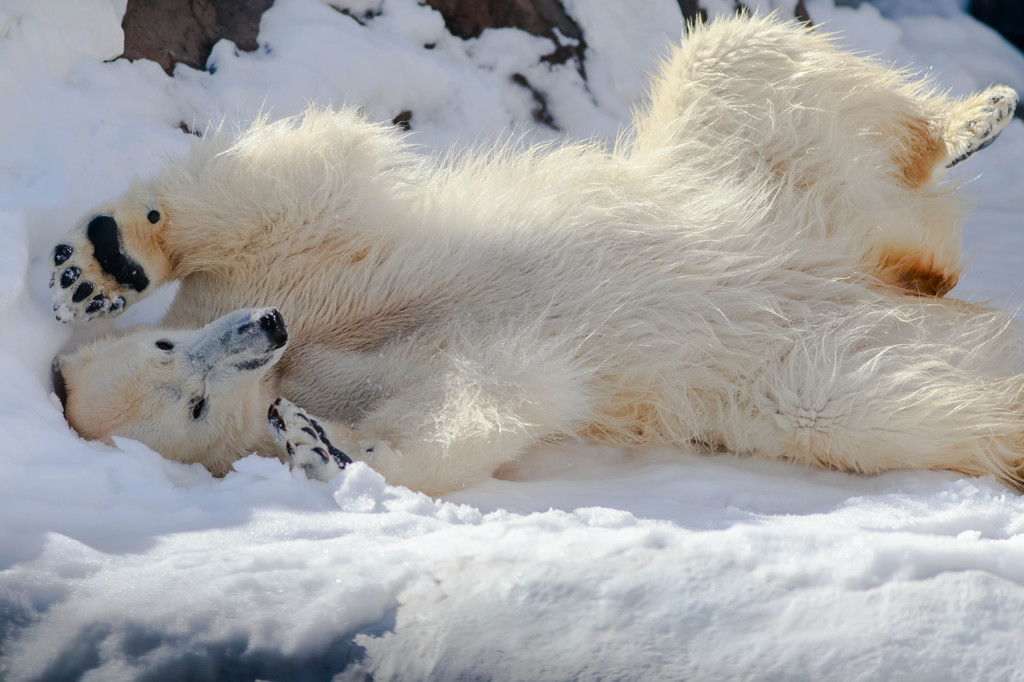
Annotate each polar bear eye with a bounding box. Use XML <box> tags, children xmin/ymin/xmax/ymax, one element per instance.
<box><xmin>190</xmin><ymin>398</ymin><xmax>207</xmax><ymax>421</ymax></box>
<box><xmin>155</xmin><ymin>340</ymin><xmax>174</xmax><ymax>351</ymax></box>
<box><xmin>147</xmin><ymin>210</ymin><xmax>160</xmax><ymax>224</ymax></box>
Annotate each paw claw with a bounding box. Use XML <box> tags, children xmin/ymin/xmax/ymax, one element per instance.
<box><xmin>268</xmin><ymin>402</ymin><xmax>286</xmax><ymax>432</ymax></box>
<box><xmin>84</xmin><ymin>294</ymin><xmax>107</xmax><ymax>314</ymax></box>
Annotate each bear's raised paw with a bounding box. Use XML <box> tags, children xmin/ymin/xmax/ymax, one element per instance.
<box><xmin>49</xmin><ymin>211</ymin><xmax>170</xmax><ymax>323</ymax></box>
<box><xmin>268</xmin><ymin>397</ymin><xmax>353</xmax><ymax>481</ymax></box>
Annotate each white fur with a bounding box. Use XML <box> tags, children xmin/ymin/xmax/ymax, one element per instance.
<box><xmin>56</xmin><ymin>15</ymin><xmax>1024</xmax><ymax>494</ymax></box>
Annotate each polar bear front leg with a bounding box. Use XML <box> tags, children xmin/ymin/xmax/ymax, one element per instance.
<box><xmin>50</xmin><ymin>206</ymin><xmax>172</xmax><ymax>323</ymax></box>
<box><xmin>267</xmin><ymin>397</ymin><xmax>356</xmax><ymax>481</ymax></box>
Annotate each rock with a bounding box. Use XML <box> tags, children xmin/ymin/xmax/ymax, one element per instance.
<box><xmin>121</xmin><ymin>0</ymin><xmax>273</xmax><ymax>75</ymax></box>
<box><xmin>118</xmin><ymin>0</ymin><xmax>815</xmax><ymax>92</ymax></box>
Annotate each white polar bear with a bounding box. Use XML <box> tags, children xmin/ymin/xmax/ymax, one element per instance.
<box><xmin>50</xmin><ymin>15</ymin><xmax>1023</xmax><ymax>494</ymax></box>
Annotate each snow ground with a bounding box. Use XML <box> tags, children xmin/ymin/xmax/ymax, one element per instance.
<box><xmin>1</xmin><ymin>0</ymin><xmax>1024</xmax><ymax>679</ymax></box>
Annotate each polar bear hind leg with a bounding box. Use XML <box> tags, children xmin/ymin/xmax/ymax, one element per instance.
<box><xmin>631</xmin><ymin>14</ymin><xmax>1018</xmax><ymax>296</ymax></box>
<box><xmin>940</xmin><ymin>86</ymin><xmax>1018</xmax><ymax>171</ymax></box>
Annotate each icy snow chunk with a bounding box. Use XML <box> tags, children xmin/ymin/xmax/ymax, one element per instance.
<box><xmin>230</xmin><ymin>452</ymin><xmax>293</xmax><ymax>482</ymax></box>
<box><xmin>573</xmin><ymin>506</ymin><xmax>638</xmax><ymax>529</ymax></box>
<box><xmin>333</xmin><ymin>461</ymin><xmax>387</xmax><ymax>512</ymax></box>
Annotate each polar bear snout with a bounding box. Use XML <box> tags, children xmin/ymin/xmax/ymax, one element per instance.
<box><xmin>223</xmin><ymin>307</ymin><xmax>288</xmax><ymax>352</ymax></box>
<box><xmin>258</xmin><ymin>308</ymin><xmax>289</xmax><ymax>350</ymax></box>
<box><xmin>155</xmin><ymin>308</ymin><xmax>293</xmax><ymax>381</ymax></box>
<box><xmin>194</xmin><ymin>307</ymin><xmax>291</xmax><ymax>373</ymax></box>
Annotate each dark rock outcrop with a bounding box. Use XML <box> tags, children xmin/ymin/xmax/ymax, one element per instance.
<box><xmin>120</xmin><ymin>0</ymin><xmax>815</xmax><ymax>77</ymax></box>
<box><xmin>422</xmin><ymin>0</ymin><xmax>582</xmax><ymax>41</ymax></box>
<box><xmin>121</xmin><ymin>0</ymin><xmax>273</xmax><ymax>75</ymax></box>
<box><xmin>118</xmin><ymin>0</ymin><xmax>815</xmax><ymax>130</ymax></box>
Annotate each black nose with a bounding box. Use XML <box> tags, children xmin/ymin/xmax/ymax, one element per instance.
<box><xmin>259</xmin><ymin>309</ymin><xmax>288</xmax><ymax>349</ymax></box>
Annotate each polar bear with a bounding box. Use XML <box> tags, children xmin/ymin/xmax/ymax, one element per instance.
<box><xmin>50</xmin><ymin>15</ymin><xmax>1023</xmax><ymax>494</ymax></box>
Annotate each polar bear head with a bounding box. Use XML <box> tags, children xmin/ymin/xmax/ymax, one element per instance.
<box><xmin>53</xmin><ymin>307</ymin><xmax>288</xmax><ymax>474</ymax></box>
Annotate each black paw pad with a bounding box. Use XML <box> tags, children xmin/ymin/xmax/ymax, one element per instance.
<box><xmin>53</xmin><ymin>244</ymin><xmax>72</xmax><ymax>265</ymax></box>
<box><xmin>109</xmin><ymin>297</ymin><xmax>125</xmax><ymax>313</ymax></box>
<box><xmin>72</xmin><ymin>282</ymin><xmax>94</xmax><ymax>303</ymax></box>
<box><xmin>85</xmin><ymin>294</ymin><xmax>107</xmax><ymax>314</ymax></box>
<box><xmin>59</xmin><ymin>267</ymin><xmax>80</xmax><ymax>289</ymax></box>
<box><xmin>115</xmin><ymin>265</ymin><xmax>147</xmax><ymax>290</ymax></box>
<box><xmin>86</xmin><ymin>215</ymin><xmax>150</xmax><ymax>292</ymax></box>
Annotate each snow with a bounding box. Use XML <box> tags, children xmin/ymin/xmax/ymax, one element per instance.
<box><xmin>2</xmin><ymin>0</ymin><xmax>1024</xmax><ymax>679</ymax></box>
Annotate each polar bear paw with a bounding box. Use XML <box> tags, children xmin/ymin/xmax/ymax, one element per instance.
<box><xmin>49</xmin><ymin>214</ymin><xmax>156</xmax><ymax>323</ymax></box>
<box><xmin>49</xmin><ymin>241</ymin><xmax>130</xmax><ymax>324</ymax></box>
<box><xmin>944</xmin><ymin>86</ymin><xmax>1018</xmax><ymax>169</ymax></box>
<box><xmin>268</xmin><ymin>397</ymin><xmax>353</xmax><ymax>481</ymax></box>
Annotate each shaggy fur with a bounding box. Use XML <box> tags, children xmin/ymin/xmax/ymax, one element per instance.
<box><xmin>51</xmin><ymin>15</ymin><xmax>1023</xmax><ymax>494</ymax></box>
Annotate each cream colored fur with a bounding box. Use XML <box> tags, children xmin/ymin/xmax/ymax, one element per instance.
<box><xmin>54</xmin><ymin>15</ymin><xmax>1024</xmax><ymax>494</ymax></box>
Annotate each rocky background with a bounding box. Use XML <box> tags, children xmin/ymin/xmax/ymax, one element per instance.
<box><xmin>120</xmin><ymin>0</ymin><xmax>807</xmax><ymax>79</ymax></box>
<box><xmin>119</xmin><ymin>0</ymin><xmax>1024</xmax><ymax>122</ymax></box>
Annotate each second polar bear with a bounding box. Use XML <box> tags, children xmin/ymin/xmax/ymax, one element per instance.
<box><xmin>50</xmin><ymin>15</ymin><xmax>1023</xmax><ymax>494</ymax></box>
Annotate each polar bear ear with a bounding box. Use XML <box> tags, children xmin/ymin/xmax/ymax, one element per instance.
<box><xmin>51</xmin><ymin>356</ymin><xmax>68</xmax><ymax>413</ymax></box>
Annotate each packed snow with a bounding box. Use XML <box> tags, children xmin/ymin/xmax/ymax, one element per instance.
<box><xmin>2</xmin><ymin>0</ymin><xmax>1024</xmax><ymax>679</ymax></box>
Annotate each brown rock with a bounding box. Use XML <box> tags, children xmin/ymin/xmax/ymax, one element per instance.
<box><xmin>121</xmin><ymin>0</ymin><xmax>274</xmax><ymax>75</ymax></box>
<box><xmin>422</xmin><ymin>0</ymin><xmax>582</xmax><ymax>41</ymax></box>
